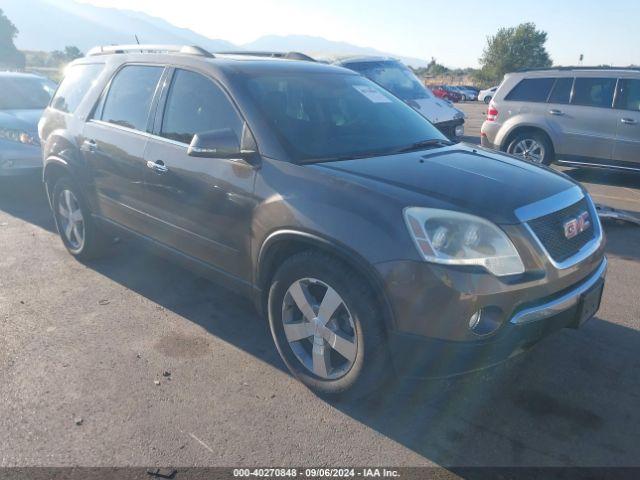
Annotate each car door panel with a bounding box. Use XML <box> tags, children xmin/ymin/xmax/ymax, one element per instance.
<box><xmin>143</xmin><ymin>140</ymin><xmax>256</xmax><ymax>276</ymax></box>
<box><xmin>555</xmin><ymin>77</ymin><xmax>617</xmax><ymax>161</ymax></box>
<box><xmin>81</xmin><ymin>121</ymin><xmax>150</xmax><ymax>228</ymax></box>
<box><xmin>142</xmin><ymin>68</ymin><xmax>257</xmax><ymax>280</ymax></box>
<box><xmin>81</xmin><ymin>64</ymin><xmax>164</xmax><ymax>231</ymax></box>
<box><xmin>613</xmin><ymin>78</ymin><xmax>640</xmax><ymax>166</ymax></box>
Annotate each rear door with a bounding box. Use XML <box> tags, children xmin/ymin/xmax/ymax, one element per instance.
<box><xmin>613</xmin><ymin>78</ymin><xmax>640</xmax><ymax>167</ymax></box>
<box><xmin>142</xmin><ymin>68</ymin><xmax>256</xmax><ymax>278</ymax></box>
<box><xmin>82</xmin><ymin>64</ymin><xmax>165</xmax><ymax>230</ymax></box>
<box><xmin>555</xmin><ymin>76</ymin><xmax>618</xmax><ymax>162</ymax></box>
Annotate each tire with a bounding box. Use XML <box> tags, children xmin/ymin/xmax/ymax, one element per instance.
<box><xmin>506</xmin><ymin>131</ymin><xmax>554</xmax><ymax>166</ymax></box>
<box><xmin>51</xmin><ymin>175</ymin><xmax>112</xmax><ymax>260</ymax></box>
<box><xmin>268</xmin><ymin>251</ymin><xmax>391</xmax><ymax>399</ymax></box>
<box><xmin>483</xmin><ymin>95</ymin><xmax>492</xmax><ymax>104</ymax></box>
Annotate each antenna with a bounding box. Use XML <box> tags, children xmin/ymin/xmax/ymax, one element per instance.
<box><xmin>134</xmin><ymin>35</ymin><xmax>140</xmax><ymax>45</ymax></box>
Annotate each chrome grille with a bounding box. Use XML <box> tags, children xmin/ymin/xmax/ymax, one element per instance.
<box><xmin>527</xmin><ymin>199</ymin><xmax>595</xmax><ymax>263</ymax></box>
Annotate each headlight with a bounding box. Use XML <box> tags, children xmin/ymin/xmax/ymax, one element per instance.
<box><xmin>0</xmin><ymin>127</ymin><xmax>40</xmax><ymax>146</ymax></box>
<box><xmin>404</xmin><ymin>207</ymin><xmax>525</xmax><ymax>276</ymax></box>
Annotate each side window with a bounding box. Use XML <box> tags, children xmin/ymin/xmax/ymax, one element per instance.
<box><xmin>571</xmin><ymin>77</ymin><xmax>616</xmax><ymax>108</ymax></box>
<box><xmin>615</xmin><ymin>79</ymin><xmax>640</xmax><ymax>111</ymax></box>
<box><xmin>548</xmin><ymin>77</ymin><xmax>573</xmax><ymax>104</ymax></box>
<box><xmin>505</xmin><ymin>78</ymin><xmax>555</xmax><ymax>102</ymax></box>
<box><xmin>51</xmin><ymin>63</ymin><xmax>104</xmax><ymax>113</ymax></box>
<box><xmin>99</xmin><ymin>65</ymin><xmax>164</xmax><ymax>131</ymax></box>
<box><xmin>160</xmin><ymin>69</ymin><xmax>243</xmax><ymax>144</ymax></box>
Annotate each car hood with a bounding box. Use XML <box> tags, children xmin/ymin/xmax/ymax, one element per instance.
<box><xmin>0</xmin><ymin>109</ymin><xmax>43</xmax><ymax>132</ymax></box>
<box><xmin>406</xmin><ymin>98</ymin><xmax>461</xmax><ymax>124</ymax></box>
<box><xmin>312</xmin><ymin>144</ymin><xmax>579</xmax><ymax>224</ymax></box>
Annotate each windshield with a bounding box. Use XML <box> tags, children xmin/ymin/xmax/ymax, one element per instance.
<box><xmin>243</xmin><ymin>72</ymin><xmax>446</xmax><ymax>163</ymax></box>
<box><xmin>343</xmin><ymin>60</ymin><xmax>431</xmax><ymax>101</ymax></box>
<box><xmin>0</xmin><ymin>76</ymin><xmax>57</xmax><ymax>110</ymax></box>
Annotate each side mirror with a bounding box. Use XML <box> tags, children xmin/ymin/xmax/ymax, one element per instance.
<box><xmin>187</xmin><ymin>128</ymin><xmax>256</xmax><ymax>160</ymax></box>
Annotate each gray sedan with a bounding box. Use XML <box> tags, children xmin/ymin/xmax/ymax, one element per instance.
<box><xmin>0</xmin><ymin>72</ymin><xmax>56</xmax><ymax>176</ymax></box>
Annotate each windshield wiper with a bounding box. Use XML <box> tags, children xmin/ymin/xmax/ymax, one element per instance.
<box><xmin>393</xmin><ymin>138</ymin><xmax>454</xmax><ymax>154</ymax></box>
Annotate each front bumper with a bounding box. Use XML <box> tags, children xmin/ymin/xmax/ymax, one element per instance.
<box><xmin>377</xmin><ymin>253</ymin><xmax>607</xmax><ymax>378</ymax></box>
<box><xmin>0</xmin><ymin>143</ymin><xmax>42</xmax><ymax>177</ymax></box>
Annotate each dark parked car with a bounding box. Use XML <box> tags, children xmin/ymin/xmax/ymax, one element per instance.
<box><xmin>39</xmin><ymin>45</ymin><xmax>607</xmax><ymax>397</ymax></box>
<box><xmin>0</xmin><ymin>72</ymin><xmax>56</xmax><ymax>176</ymax></box>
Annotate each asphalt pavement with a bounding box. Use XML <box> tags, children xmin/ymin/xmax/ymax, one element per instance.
<box><xmin>1</xmin><ymin>106</ymin><xmax>639</xmax><ymax>468</ymax></box>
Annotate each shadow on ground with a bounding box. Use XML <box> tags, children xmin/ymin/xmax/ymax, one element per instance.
<box><xmin>563</xmin><ymin>167</ymin><xmax>640</xmax><ymax>190</ymax></box>
<box><xmin>1</xmin><ymin>176</ymin><xmax>639</xmax><ymax>467</ymax></box>
<box><xmin>0</xmin><ymin>175</ymin><xmax>55</xmax><ymax>232</ymax></box>
<box><xmin>82</xmin><ymin>235</ymin><xmax>640</xmax><ymax>467</ymax></box>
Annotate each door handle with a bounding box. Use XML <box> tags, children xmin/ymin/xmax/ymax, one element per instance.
<box><xmin>621</xmin><ymin>118</ymin><xmax>638</xmax><ymax>125</ymax></box>
<box><xmin>146</xmin><ymin>160</ymin><xmax>169</xmax><ymax>174</ymax></box>
<box><xmin>548</xmin><ymin>109</ymin><xmax>564</xmax><ymax>116</ymax></box>
<box><xmin>82</xmin><ymin>139</ymin><xmax>98</xmax><ymax>152</ymax></box>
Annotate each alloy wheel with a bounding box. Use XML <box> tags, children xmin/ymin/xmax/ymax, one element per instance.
<box><xmin>512</xmin><ymin>138</ymin><xmax>545</xmax><ymax>163</ymax></box>
<box><xmin>281</xmin><ymin>278</ymin><xmax>357</xmax><ymax>380</ymax></box>
<box><xmin>57</xmin><ymin>189</ymin><xmax>85</xmax><ymax>251</ymax></box>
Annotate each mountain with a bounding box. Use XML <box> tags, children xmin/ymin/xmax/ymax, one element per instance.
<box><xmin>241</xmin><ymin>35</ymin><xmax>430</xmax><ymax>67</ymax></box>
<box><xmin>4</xmin><ymin>0</ymin><xmax>429</xmax><ymax>67</ymax></box>
<box><xmin>3</xmin><ymin>0</ymin><xmax>234</xmax><ymax>53</ymax></box>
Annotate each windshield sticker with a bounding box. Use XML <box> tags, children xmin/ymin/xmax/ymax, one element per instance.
<box><xmin>353</xmin><ymin>85</ymin><xmax>393</xmax><ymax>103</ymax></box>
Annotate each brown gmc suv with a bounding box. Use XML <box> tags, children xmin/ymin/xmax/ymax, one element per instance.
<box><xmin>39</xmin><ymin>45</ymin><xmax>606</xmax><ymax>397</ymax></box>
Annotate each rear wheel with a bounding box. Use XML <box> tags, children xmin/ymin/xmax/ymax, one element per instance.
<box><xmin>52</xmin><ymin>176</ymin><xmax>111</xmax><ymax>260</ymax></box>
<box><xmin>268</xmin><ymin>251</ymin><xmax>391</xmax><ymax>398</ymax></box>
<box><xmin>506</xmin><ymin>132</ymin><xmax>554</xmax><ymax>165</ymax></box>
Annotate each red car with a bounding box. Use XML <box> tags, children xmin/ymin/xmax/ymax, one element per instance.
<box><xmin>430</xmin><ymin>85</ymin><xmax>462</xmax><ymax>103</ymax></box>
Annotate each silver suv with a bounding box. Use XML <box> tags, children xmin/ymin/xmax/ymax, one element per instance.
<box><xmin>481</xmin><ymin>67</ymin><xmax>640</xmax><ymax>172</ymax></box>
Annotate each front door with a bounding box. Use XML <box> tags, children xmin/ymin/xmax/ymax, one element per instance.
<box><xmin>143</xmin><ymin>68</ymin><xmax>257</xmax><ymax>279</ymax></box>
<box><xmin>81</xmin><ymin>64</ymin><xmax>165</xmax><ymax>230</ymax></box>
<box><xmin>613</xmin><ymin>78</ymin><xmax>640</xmax><ymax>167</ymax></box>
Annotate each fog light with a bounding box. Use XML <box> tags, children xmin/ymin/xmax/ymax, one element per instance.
<box><xmin>469</xmin><ymin>311</ymin><xmax>482</xmax><ymax>330</ymax></box>
<box><xmin>468</xmin><ymin>307</ymin><xmax>503</xmax><ymax>336</ymax></box>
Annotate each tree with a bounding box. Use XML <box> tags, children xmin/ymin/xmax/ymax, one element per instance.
<box><xmin>47</xmin><ymin>45</ymin><xmax>83</xmax><ymax>67</ymax></box>
<box><xmin>477</xmin><ymin>22</ymin><xmax>552</xmax><ymax>85</ymax></box>
<box><xmin>64</xmin><ymin>45</ymin><xmax>83</xmax><ymax>61</ymax></box>
<box><xmin>0</xmin><ymin>8</ymin><xmax>25</xmax><ymax>69</ymax></box>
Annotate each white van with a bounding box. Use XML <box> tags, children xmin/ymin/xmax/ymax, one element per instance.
<box><xmin>333</xmin><ymin>56</ymin><xmax>465</xmax><ymax>139</ymax></box>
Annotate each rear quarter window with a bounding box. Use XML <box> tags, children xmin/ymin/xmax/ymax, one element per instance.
<box><xmin>51</xmin><ymin>63</ymin><xmax>104</xmax><ymax>114</ymax></box>
<box><xmin>505</xmin><ymin>77</ymin><xmax>555</xmax><ymax>102</ymax></box>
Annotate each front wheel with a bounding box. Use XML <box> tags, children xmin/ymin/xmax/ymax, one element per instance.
<box><xmin>268</xmin><ymin>251</ymin><xmax>391</xmax><ymax>398</ymax></box>
<box><xmin>483</xmin><ymin>96</ymin><xmax>492</xmax><ymax>104</ymax></box>
<box><xmin>506</xmin><ymin>132</ymin><xmax>554</xmax><ymax>165</ymax></box>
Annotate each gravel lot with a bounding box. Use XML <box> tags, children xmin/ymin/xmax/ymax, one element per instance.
<box><xmin>1</xmin><ymin>105</ymin><xmax>639</xmax><ymax>468</ymax></box>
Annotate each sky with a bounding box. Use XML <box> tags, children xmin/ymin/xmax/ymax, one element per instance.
<box><xmin>77</xmin><ymin>0</ymin><xmax>639</xmax><ymax>68</ymax></box>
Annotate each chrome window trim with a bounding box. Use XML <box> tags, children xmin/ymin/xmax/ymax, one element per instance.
<box><xmin>510</xmin><ymin>257</ymin><xmax>607</xmax><ymax>325</ymax></box>
<box><xmin>88</xmin><ymin>119</ymin><xmax>188</xmax><ymax>148</ymax></box>
<box><xmin>515</xmin><ymin>186</ymin><xmax>604</xmax><ymax>270</ymax></box>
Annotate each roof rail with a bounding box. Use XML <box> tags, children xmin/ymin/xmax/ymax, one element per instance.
<box><xmin>515</xmin><ymin>65</ymin><xmax>640</xmax><ymax>73</ymax></box>
<box><xmin>87</xmin><ymin>44</ymin><xmax>214</xmax><ymax>58</ymax></box>
<box><xmin>217</xmin><ymin>51</ymin><xmax>316</xmax><ymax>62</ymax></box>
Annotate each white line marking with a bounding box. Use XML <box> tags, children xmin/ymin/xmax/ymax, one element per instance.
<box><xmin>188</xmin><ymin>432</ymin><xmax>214</xmax><ymax>454</ymax></box>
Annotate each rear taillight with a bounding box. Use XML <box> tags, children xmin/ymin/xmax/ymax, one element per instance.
<box><xmin>486</xmin><ymin>104</ymin><xmax>498</xmax><ymax>122</ymax></box>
